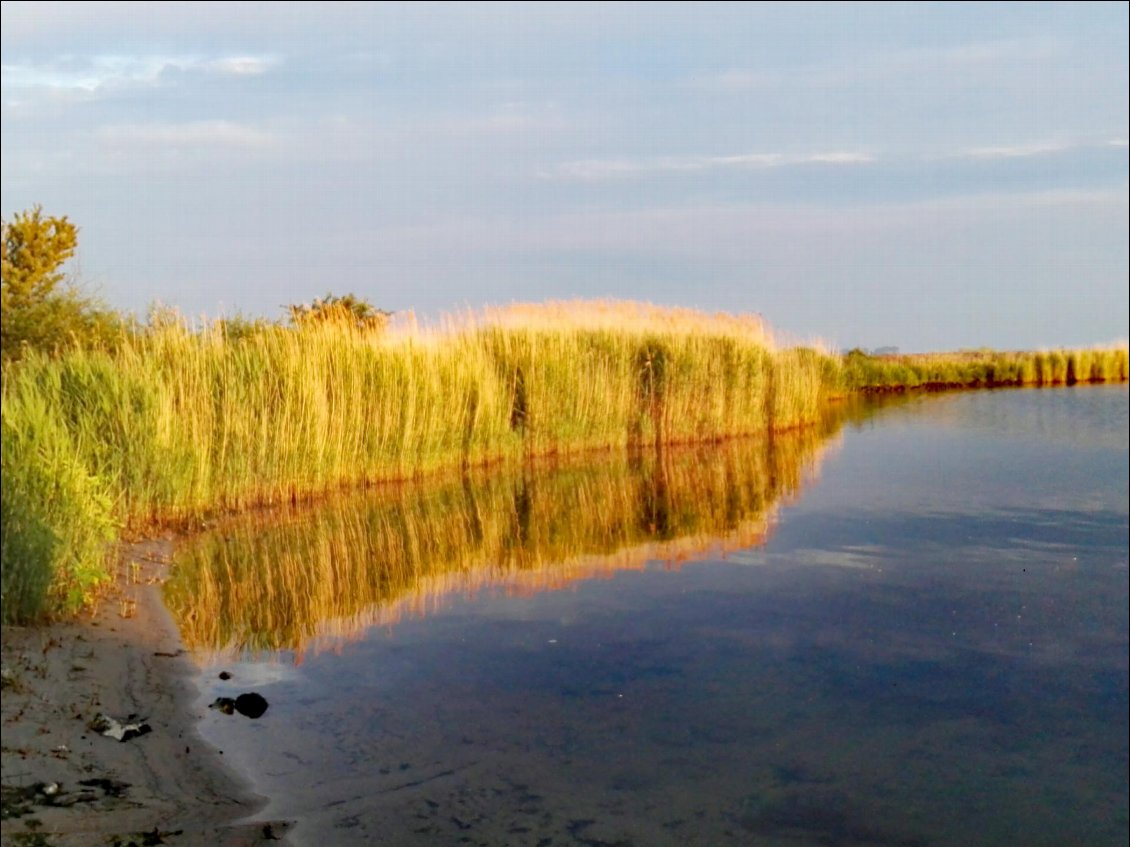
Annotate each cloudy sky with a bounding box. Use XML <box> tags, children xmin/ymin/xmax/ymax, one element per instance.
<box><xmin>2</xmin><ymin>2</ymin><xmax>1126</xmax><ymax>350</ymax></box>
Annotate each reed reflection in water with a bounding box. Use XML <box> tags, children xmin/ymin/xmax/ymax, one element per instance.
<box><xmin>166</xmin><ymin>415</ymin><xmax>844</xmax><ymax>658</ymax></box>
<box><xmin>170</xmin><ymin>388</ymin><xmax>1126</xmax><ymax>847</ymax></box>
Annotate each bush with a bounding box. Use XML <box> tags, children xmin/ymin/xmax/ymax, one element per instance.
<box><xmin>287</xmin><ymin>292</ymin><xmax>392</xmax><ymax>333</ymax></box>
<box><xmin>1</xmin><ymin>206</ymin><xmax>126</xmax><ymax>362</ymax></box>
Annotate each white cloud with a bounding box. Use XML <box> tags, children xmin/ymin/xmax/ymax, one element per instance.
<box><xmin>1</xmin><ymin>53</ymin><xmax>277</xmax><ymax>93</ymax></box>
<box><xmin>918</xmin><ymin>138</ymin><xmax>1129</xmax><ymax>162</ymax></box>
<box><xmin>959</xmin><ymin>142</ymin><xmax>1070</xmax><ymax>159</ymax></box>
<box><xmin>427</xmin><ymin>102</ymin><xmax>571</xmax><ymax>135</ymax></box>
<box><xmin>878</xmin><ymin>36</ymin><xmax>1067</xmax><ymax>71</ymax></box>
<box><xmin>204</xmin><ymin>56</ymin><xmax>276</xmax><ymax>76</ymax></box>
<box><xmin>545</xmin><ymin>150</ymin><xmax>874</xmax><ymax>180</ymax></box>
<box><xmin>686</xmin><ymin>68</ymin><xmax>778</xmax><ymax>92</ymax></box>
<box><xmin>689</xmin><ymin>36</ymin><xmax>1067</xmax><ymax>94</ymax></box>
<box><xmin>807</xmin><ymin>152</ymin><xmax>875</xmax><ymax>164</ymax></box>
<box><xmin>2</xmin><ymin>55</ymin><xmax>164</xmax><ymax>91</ymax></box>
<box><xmin>96</xmin><ymin>120</ymin><xmax>272</xmax><ymax>148</ymax></box>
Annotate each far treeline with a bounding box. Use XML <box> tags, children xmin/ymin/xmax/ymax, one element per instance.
<box><xmin>2</xmin><ymin>208</ymin><xmax>1127</xmax><ymax>623</ymax></box>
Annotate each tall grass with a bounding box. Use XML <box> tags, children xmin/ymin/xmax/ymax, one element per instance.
<box><xmin>3</xmin><ymin>300</ymin><xmax>1125</xmax><ymax>624</ymax></box>
<box><xmin>1</xmin><ymin>301</ymin><xmax>819</xmax><ymax>622</ymax></box>
<box><xmin>1</xmin><ymin>398</ymin><xmax>115</xmax><ymax>616</ymax></box>
<box><xmin>833</xmin><ymin>346</ymin><xmax>1129</xmax><ymax>393</ymax></box>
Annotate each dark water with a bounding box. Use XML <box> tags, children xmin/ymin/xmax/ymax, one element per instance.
<box><xmin>175</xmin><ymin>385</ymin><xmax>1129</xmax><ymax>847</ymax></box>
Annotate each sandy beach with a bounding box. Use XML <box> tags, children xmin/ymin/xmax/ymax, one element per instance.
<box><xmin>1</xmin><ymin>540</ymin><xmax>289</xmax><ymax>846</ymax></box>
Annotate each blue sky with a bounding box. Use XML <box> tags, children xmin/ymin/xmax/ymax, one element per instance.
<box><xmin>2</xmin><ymin>1</ymin><xmax>1126</xmax><ymax>351</ymax></box>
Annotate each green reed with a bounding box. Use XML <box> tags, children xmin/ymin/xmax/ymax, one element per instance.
<box><xmin>833</xmin><ymin>346</ymin><xmax>1129</xmax><ymax>393</ymax></box>
<box><xmin>2</xmin><ymin>303</ymin><xmax>822</xmax><ymax>621</ymax></box>
<box><xmin>3</xmin><ymin>298</ymin><xmax>1125</xmax><ymax>624</ymax></box>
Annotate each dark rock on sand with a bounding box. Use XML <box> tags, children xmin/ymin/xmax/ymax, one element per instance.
<box><xmin>209</xmin><ymin>692</ymin><xmax>269</xmax><ymax>719</ymax></box>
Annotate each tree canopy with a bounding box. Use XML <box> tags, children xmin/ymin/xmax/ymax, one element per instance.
<box><xmin>2</xmin><ymin>206</ymin><xmax>78</xmax><ymax>305</ymax></box>
<box><xmin>1</xmin><ymin>207</ymin><xmax>121</xmax><ymax>361</ymax></box>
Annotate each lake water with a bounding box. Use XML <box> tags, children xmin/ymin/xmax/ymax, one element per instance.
<box><xmin>170</xmin><ymin>385</ymin><xmax>1129</xmax><ymax>847</ymax></box>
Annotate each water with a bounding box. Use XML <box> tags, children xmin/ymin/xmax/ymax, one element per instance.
<box><xmin>171</xmin><ymin>385</ymin><xmax>1129</xmax><ymax>846</ymax></box>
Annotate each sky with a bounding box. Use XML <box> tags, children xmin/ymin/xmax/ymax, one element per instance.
<box><xmin>2</xmin><ymin>1</ymin><xmax>1127</xmax><ymax>351</ymax></box>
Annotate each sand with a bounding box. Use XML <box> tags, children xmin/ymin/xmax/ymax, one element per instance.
<box><xmin>1</xmin><ymin>540</ymin><xmax>290</xmax><ymax>846</ymax></box>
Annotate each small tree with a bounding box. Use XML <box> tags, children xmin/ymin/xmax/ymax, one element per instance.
<box><xmin>1</xmin><ymin>206</ymin><xmax>122</xmax><ymax>361</ymax></box>
<box><xmin>2</xmin><ymin>206</ymin><xmax>77</xmax><ymax>303</ymax></box>
<box><xmin>287</xmin><ymin>292</ymin><xmax>392</xmax><ymax>333</ymax></box>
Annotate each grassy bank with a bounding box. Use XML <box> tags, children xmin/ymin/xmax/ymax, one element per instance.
<box><xmin>2</xmin><ymin>302</ymin><xmax>823</xmax><ymax>622</ymax></box>
<box><xmin>2</xmin><ymin>300</ymin><xmax>1126</xmax><ymax>624</ymax></box>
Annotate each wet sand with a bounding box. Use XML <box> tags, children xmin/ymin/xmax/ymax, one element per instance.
<box><xmin>0</xmin><ymin>540</ymin><xmax>289</xmax><ymax>846</ymax></box>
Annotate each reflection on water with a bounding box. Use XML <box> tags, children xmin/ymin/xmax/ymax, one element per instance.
<box><xmin>166</xmin><ymin>415</ymin><xmax>842</xmax><ymax>658</ymax></box>
<box><xmin>173</xmin><ymin>386</ymin><xmax>1128</xmax><ymax>847</ymax></box>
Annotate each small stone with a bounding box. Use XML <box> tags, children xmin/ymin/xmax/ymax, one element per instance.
<box><xmin>209</xmin><ymin>697</ymin><xmax>236</xmax><ymax>715</ymax></box>
<box><xmin>234</xmin><ymin>692</ymin><xmax>268</xmax><ymax>718</ymax></box>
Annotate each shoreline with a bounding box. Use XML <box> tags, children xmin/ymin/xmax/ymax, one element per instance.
<box><xmin>0</xmin><ymin>539</ymin><xmax>289</xmax><ymax>846</ymax></box>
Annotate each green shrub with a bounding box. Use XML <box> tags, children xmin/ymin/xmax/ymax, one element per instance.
<box><xmin>2</xmin><ymin>206</ymin><xmax>127</xmax><ymax>362</ymax></box>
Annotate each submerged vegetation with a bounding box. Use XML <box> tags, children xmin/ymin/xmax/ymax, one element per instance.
<box><xmin>1</xmin><ymin>210</ymin><xmax>1126</xmax><ymax>623</ymax></box>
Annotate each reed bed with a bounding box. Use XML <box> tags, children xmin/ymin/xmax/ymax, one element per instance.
<box><xmin>2</xmin><ymin>301</ymin><xmax>822</xmax><ymax>622</ymax></box>
<box><xmin>834</xmin><ymin>346</ymin><xmax>1129</xmax><ymax>393</ymax></box>
<box><xmin>165</xmin><ymin>426</ymin><xmax>835</xmax><ymax>658</ymax></box>
<box><xmin>4</xmin><ymin>299</ymin><xmax>1125</xmax><ymax>624</ymax></box>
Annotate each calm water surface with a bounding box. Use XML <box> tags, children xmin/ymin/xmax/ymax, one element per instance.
<box><xmin>172</xmin><ymin>386</ymin><xmax>1129</xmax><ymax>847</ymax></box>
